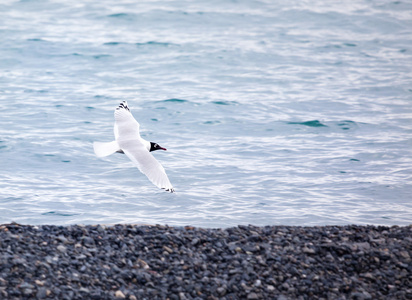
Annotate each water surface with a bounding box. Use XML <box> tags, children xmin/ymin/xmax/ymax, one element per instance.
<box><xmin>1</xmin><ymin>0</ymin><xmax>411</xmax><ymax>227</ymax></box>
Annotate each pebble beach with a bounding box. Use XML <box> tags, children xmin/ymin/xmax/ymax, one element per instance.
<box><xmin>0</xmin><ymin>223</ymin><xmax>411</xmax><ymax>299</ymax></box>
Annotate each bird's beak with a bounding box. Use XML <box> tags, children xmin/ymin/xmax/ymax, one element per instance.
<box><xmin>161</xmin><ymin>147</ymin><xmax>167</xmax><ymax>151</ymax></box>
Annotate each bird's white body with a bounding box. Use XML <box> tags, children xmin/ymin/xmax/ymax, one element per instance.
<box><xmin>93</xmin><ymin>101</ymin><xmax>174</xmax><ymax>192</ymax></box>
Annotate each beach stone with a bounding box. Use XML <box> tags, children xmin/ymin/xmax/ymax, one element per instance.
<box><xmin>399</xmin><ymin>251</ymin><xmax>410</xmax><ymax>259</ymax></box>
<box><xmin>302</xmin><ymin>246</ymin><xmax>316</xmax><ymax>254</ymax></box>
<box><xmin>35</xmin><ymin>280</ymin><xmax>44</xmax><ymax>286</ymax></box>
<box><xmin>247</xmin><ymin>292</ymin><xmax>259</xmax><ymax>299</ymax></box>
<box><xmin>0</xmin><ymin>223</ymin><xmax>410</xmax><ymax>299</ymax></box>
<box><xmin>20</xmin><ymin>282</ymin><xmax>34</xmax><ymax>290</ymax></box>
<box><xmin>97</xmin><ymin>225</ymin><xmax>105</xmax><ymax>233</ymax></box>
<box><xmin>57</xmin><ymin>235</ymin><xmax>68</xmax><ymax>244</ymax></box>
<box><xmin>57</xmin><ymin>245</ymin><xmax>67</xmax><ymax>253</ymax></box>
<box><xmin>163</xmin><ymin>245</ymin><xmax>174</xmax><ymax>254</ymax></box>
<box><xmin>82</xmin><ymin>237</ymin><xmax>95</xmax><ymax>247</ymax></box>
<box><xmin>23</xmin><ymin>288</ymin><xmax>33</xmax><ymax>296</ymax></box>
<box><xmin>217</xmin><ymin>286</ymin><xmax>226</xmax><ymax>296</ymax></box>
<box><xmin>79</xmin><ymin>287</ymin><xmax>90</xmax><ymax>293</ymax></box>
<box><xmin>36</xmin><ymin>287</ymin><xmax>48</xmax><ymax>299</ymax></box>
<box><xmin>354</xmin><ymin>242</ymin><xmax>370</xmax><ymax>251</ymax></box>
<box><xmin>115</xmin><ymin>290</ymin><xmax>125</xmax><ymax>298</ymax></box>
<box><xmin>267</xmin><ymin>285</ymin><xmax>275</xmax><ymax>292</ymax></box>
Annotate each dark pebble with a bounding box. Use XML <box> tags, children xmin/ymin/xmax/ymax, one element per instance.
<box><xmin>36</xmin><ymin>287</ymin><xmax>48</xmax><ymax>299</ymax></box>
<box><xmin>0</xmin><ymin>223</ymin><xmax>411</xmax><ymax>299</ymax></box>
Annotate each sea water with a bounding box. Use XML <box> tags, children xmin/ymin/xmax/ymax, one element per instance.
<box><xmin>1</xmin><ymin>0</ymin><xmax>411</xmax><ymax>227</ymax></box>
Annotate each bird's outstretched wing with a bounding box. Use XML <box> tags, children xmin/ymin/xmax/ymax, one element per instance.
<box><xmin>120</xmin><ymin>139</ymin><xmax>174</xmax><ymax>192</ymax></box>
<box><xmin>114</xmin><ymin>101</ymin><xmax>140</xmax><ymax>140</ymax></box>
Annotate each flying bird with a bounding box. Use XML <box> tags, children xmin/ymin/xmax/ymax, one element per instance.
<box><xmin>93</xmin><ymin>101</ymin><xmax>174</xmax><ymax>192</ymax></box>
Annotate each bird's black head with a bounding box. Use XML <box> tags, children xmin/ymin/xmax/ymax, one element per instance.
<box><xmin>150</xmin><ymin>142</ymin><xmax>167</xmax><ymax>152</ymax></box>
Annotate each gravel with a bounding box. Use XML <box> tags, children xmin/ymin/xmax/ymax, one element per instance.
<box><xmin>0</xmin><ymin>223</ymin><xmax>411</xmax><ymax>299</ymax></box>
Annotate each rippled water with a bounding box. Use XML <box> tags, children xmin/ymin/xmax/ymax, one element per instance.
<box><xmin>1</xmin><ymin>0</ymin><xmax>411</xmax><ymax>227</ymax></box>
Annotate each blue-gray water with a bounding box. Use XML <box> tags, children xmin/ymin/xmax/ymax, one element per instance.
<box><xmin>1</xmin><ymin>0</ymin><xmax>411</xmax><ymax>227</ymax></box>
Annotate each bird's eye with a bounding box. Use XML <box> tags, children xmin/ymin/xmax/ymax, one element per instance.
<box><xmin>154</xmin><ymin>144</ymin><xmax>158</xmax><ymax>147</ymax></box>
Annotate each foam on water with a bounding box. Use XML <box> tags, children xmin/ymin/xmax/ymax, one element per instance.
<box><xmin>0</xmin><ymin>0</ymin><xmax>411</xmax><ymax>227</ymax></box>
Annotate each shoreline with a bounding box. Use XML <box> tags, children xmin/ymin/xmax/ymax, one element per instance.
<box><xmin>0</xmin><ymin>223</ymin><xmax>411</xmax><ymax>299</ymax></box>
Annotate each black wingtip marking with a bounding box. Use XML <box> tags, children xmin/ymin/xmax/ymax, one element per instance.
<box><xmin>163</xmin><ymin>188</ymin><xmax>175</xmax><ymax>193</ymax></box>
<box><xmin>116</xmin><ymin>101</ymin><xmax>130</xmax><ymax>111</ymax></box>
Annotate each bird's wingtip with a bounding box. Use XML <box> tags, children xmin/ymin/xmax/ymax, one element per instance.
<box><xmin>116</xmin><ymin>101</ymin><xmax>130</xmax><ymax>111</ymax></box>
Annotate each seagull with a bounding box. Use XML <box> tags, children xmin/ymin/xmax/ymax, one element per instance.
<box><xmin>93</xmin><ymin>101</ymin><xmax>174</xmax><ymax>192</ymax></box>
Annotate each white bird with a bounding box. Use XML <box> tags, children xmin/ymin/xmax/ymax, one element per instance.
<box><xmin>93</xmin><ymin>101</ymin><xmax>174</xmax><ymax>192</ymax></box>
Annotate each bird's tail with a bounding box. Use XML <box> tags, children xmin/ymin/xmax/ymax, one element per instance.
<box><xmin>93</xmin><ymin>141</ymin><xmax>121</xmax><ymax>158</ymax></box>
